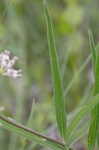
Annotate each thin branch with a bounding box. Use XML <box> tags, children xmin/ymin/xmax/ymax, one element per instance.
<box><xmin>0</xmin><ymin>115</ymin><xmax>65</xmax><ymax>148</ymax></box>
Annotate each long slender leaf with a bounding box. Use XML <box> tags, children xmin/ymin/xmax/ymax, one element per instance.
<box><xmin>0</xmin><ymin>115</ymin><xmax>65</xmax><ymax>150</ymax></box>
<box><xmin>88</xmin><ymin>44</ymin><xmax>99</xmax><ymax>150</ymax></box>
<box><xmin>44</xmin><ymin>2</ymin><xmax>67</xmax><ymax>140</ymax></box>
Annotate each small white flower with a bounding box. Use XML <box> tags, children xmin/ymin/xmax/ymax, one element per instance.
<box><xmin>0</xmin><ymin>50</ymin><xmax>22</xmax><ymax>78</ymax></box>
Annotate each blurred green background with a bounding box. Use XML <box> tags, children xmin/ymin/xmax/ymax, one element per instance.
<box><xmin>0</xmin><ymin>0</ymin><xmax>99</xmax><ymax>150</ymax></box>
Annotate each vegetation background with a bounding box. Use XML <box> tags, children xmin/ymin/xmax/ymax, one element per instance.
<box><xmin>0</xmin><ymin>0</ymin><xmax>99</xmax><ymax>150</ymax></box>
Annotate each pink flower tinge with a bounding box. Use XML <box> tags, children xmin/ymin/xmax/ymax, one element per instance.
<box><xmin>0</xmin><ymin>50</ymin><xmax>22</xmax><ymax>78</ymax></box>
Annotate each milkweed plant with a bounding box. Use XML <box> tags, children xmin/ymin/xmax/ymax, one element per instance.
<box><xmin>0</xmin><ymin>50</ymin><xmax>22</xmax><ymax>78</ymax></box>
<box><xmin>0</xmin><ymin>2</ymin><xmax>99</xmax><ymax>150</ymax></box>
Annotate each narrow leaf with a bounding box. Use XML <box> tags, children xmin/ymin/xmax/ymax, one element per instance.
<box><xmin>44</xmin><ymin>3</ymin><xmax>67</xmax><ymax>140</ymax></box>
<box><xmin>88</xmin><ymin>44</ymin><xmax>99</xmax><ymax>150</ymax></box>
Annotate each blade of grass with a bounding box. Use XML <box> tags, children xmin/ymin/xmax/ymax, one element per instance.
<box><xmin>44</xmin><ymin>2</ymin><xmax>67</xmax><ymax>140</ymax></box>
<box><xmin>88</xmin><ymin>44</ymin><xmax>99</xmax><ymax>150</ymax></box>
<box><xmin>0</xmin><ymin>115</ymin><xmax>65</xmax><ymax>150</ymax></box>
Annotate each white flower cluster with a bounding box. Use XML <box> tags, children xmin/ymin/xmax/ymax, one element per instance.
<box><xmin>0</xmin><ymin>50</ymin><xmax>22</xmax><ymax>78</ymax></box>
